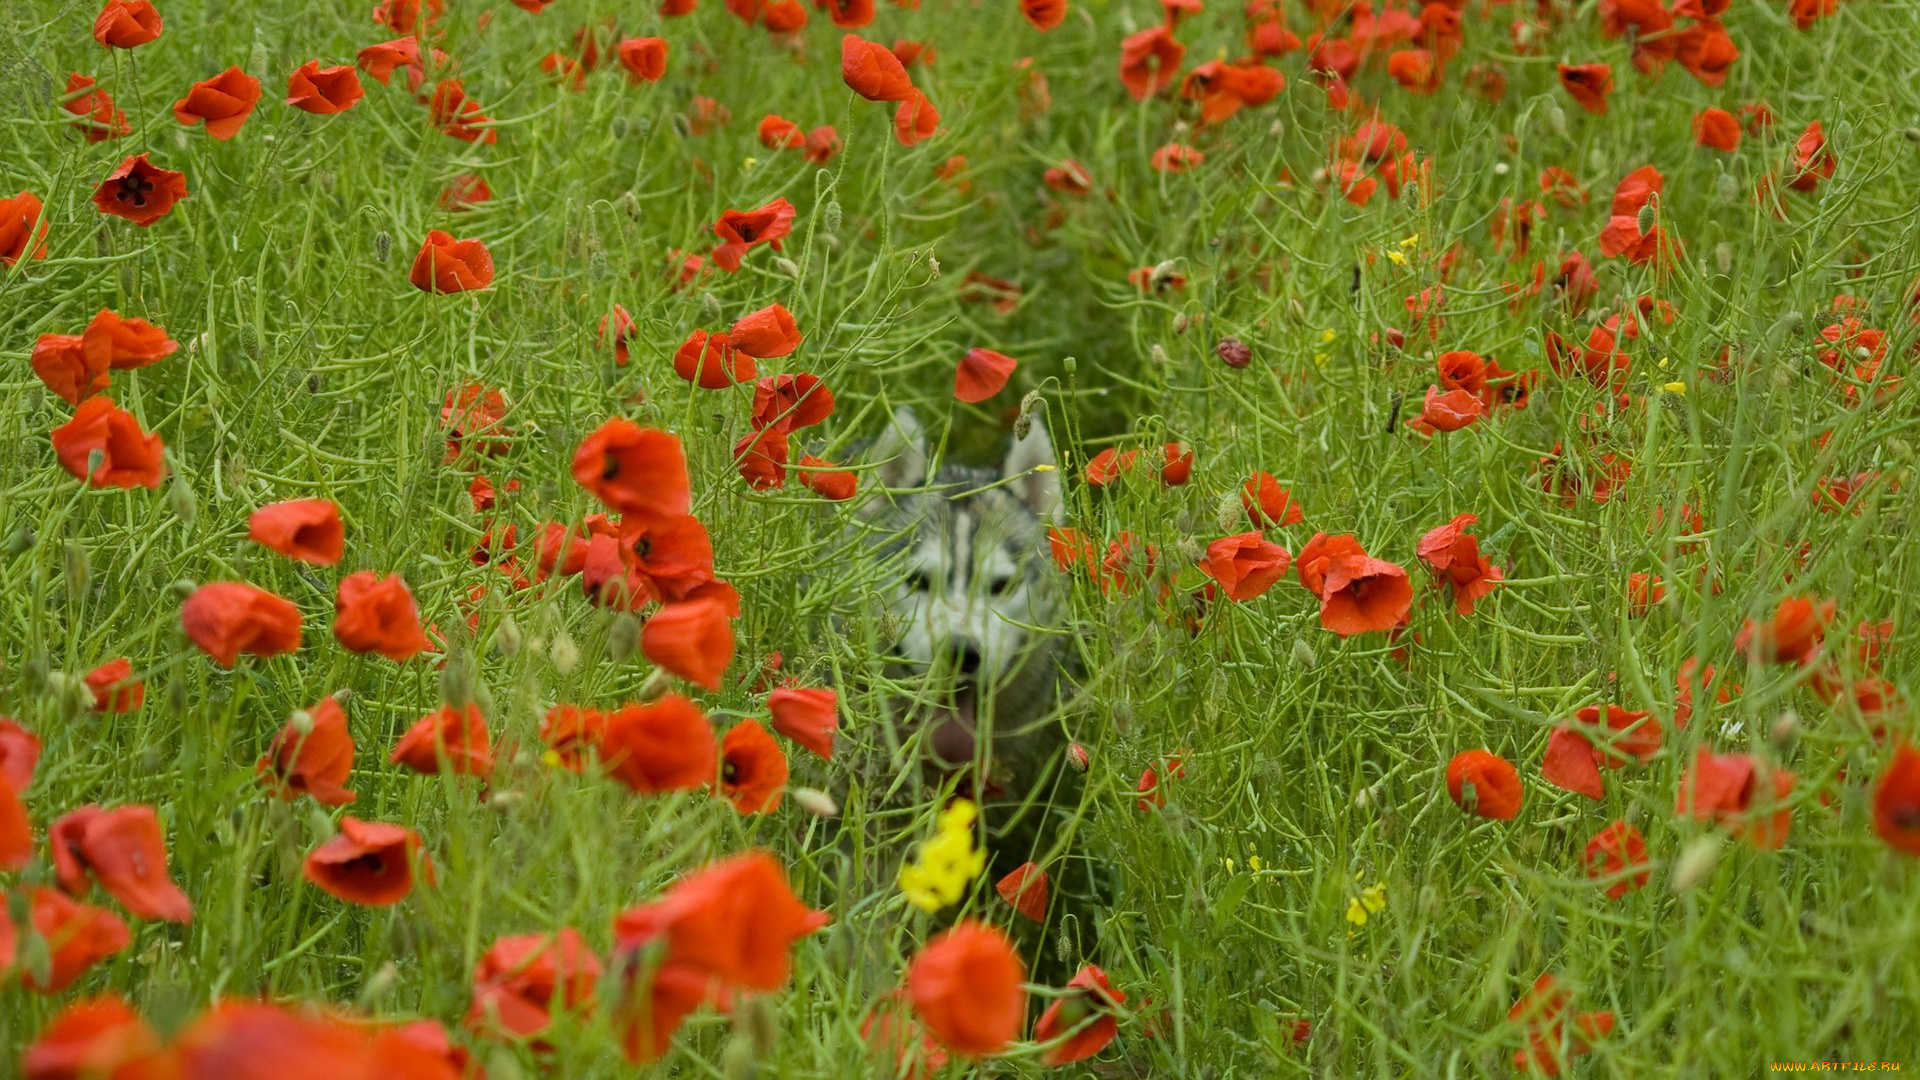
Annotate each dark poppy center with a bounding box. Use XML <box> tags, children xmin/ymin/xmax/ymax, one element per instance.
<box><xmin>633</xmin><ymin>536</ymin><xmax>653</xmax><ymax>559</ymax></box>
<box><xmin>1894</xmin><ymin>805</ymin><xmax>1920</xmax><ymax>830</ymax></box>
<box><xmin>722</xmin><ymin>760</ymin><xmax>739</xmax><ymax>784</ymax></box>
<box><xmin>117</xmin><ymin>172</ymin><xmax>155</xmax><ymax>208</ymax></box>
<box><xmin>346</xmin><ymin>853</ymin><xmax>388</xmax><ymax>876</ymax></box>
<box><xmin>601</xmin><ymin>454</ymin><xmax>621</xmax><ymax>480</ymax></box>
<box><xmin>735</xmin><ymin>222</ymin><xmax>760</xmax><ymax>242</ymax></box>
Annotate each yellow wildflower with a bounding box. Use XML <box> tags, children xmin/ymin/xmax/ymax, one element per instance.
<box><xmin>899</xmin><ymin>799</ymin><xmax>987</xmax><ymax>913</ymax></box>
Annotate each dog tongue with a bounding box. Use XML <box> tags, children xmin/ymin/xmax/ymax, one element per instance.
<box><xmin>929</xmin><ymin>686</ymin><xmax>978</xmax><ymax>765</ymax></box>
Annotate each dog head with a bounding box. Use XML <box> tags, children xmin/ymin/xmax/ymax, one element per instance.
<box><xmin>863</xmin><ymin>407</ymin><xmax>1063</xmax><ymax>771</ymax></box>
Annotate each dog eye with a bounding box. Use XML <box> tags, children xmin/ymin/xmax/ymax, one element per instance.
<box><xmin>905</xmin><ymin>569</ymin><xmax>935</xmax><ymax>593</ymax></box>
<box><xmin>987</xmin><ymin>574</ymin><xmax>1015</xmax><ymax>596</ymax></box>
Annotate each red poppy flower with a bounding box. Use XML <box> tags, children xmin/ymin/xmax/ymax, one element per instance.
<box><xmin>0</xmin><ymin>720</ymin><xmax>40</xmax><ymax>794</ymax></box>
<box><xmin>1033</xmin><ymin>964</ymin><xmax>1126</xmax><ymax>1066</ymax></box>
<box><xmin>1446</xmin><ymin>749</ymin><xmax>1523</xmax><ymax>819</ymax></box>
<box><xmin>995</xmin><ymin>862</ymin><xmax>1048</xmax><ymax>922</ymax></box>
<box><xmin>1555</xmin><ymin>62</ymin><xmax>1612</xmax><ymax>114</ymax></box>
<box><xmin>93</xmin><ymin>0</ymin><xmax>162</xmax><ymax>48</ymax></box>
<box><xmin>760</xmin><ymin>114</ymin><xmax>804</xmax><ymax>149</ymax></box>
<box><xmin>467</xmin><ymin>929</ymin><xmax>603</xmax><ymax>1041</ymax></box>
<box><xmin>49</xmin><ymin>397</ymin><xmax>166</xmax><ymax>489</ymax></box>
<box><xmin>1150</xmin><ymin>143</ymin><xmax>1204</xmax><ymax>172</ymax></box>
<box><xmin>1118</xmin><ymin>26</ymin><xmax>1184</xmax><ymax>100</ymax></box>
<box><xmin>1583</xmin><ymin>820</ymin><xmax>1650</xmax><ymax>899</ymax></box>
<box><xmin>735</xmin><ymin>428</ymin><xmax>790</xmax><ymax>489</ymax></box>
<box><xmin>1786</xmin><ymin>120</ymin><xmax>1836</xmax><ymax>192</ymax></box>
<box><xmin>804</xmin><ymin>125</ymin><xmax>842</xmax><ymax>163</ymax></box>
<box><xmin>599</xmin><ymin>695</ymin><xmax>717</xmax><ymax>794</ymax></box>
<box><xmin>391</xmin><ymin>704</ymin><xmax>494</xmax><ymax>777</ymax></box>
<box><xmin>954</xmin><ymin>348</ymin><xmax>1018</xmax><ymax>403</ymax></box>
<box><xmin>1692</xmin><ymin>107</ymin><xmax>1739</xmax><ymax>152</ymax></box>
<box><xmin>49</xmin><ymin>804</ymin><xmax>193</xmax><ymax>922</ymax></box>
<box><xmin>539</xmin><ymin>51</ymin><xmax>588</xmax><ymax>90</ymax></box>
<box><xmin>1873</xmin><ymin>742</ymin><xmax>1920</xmax><ymax>856</ymax></box>
<box><xmin>766</xmin><ymin>686</ymin><xmax>837</xmax><ymax>759</ymax></box>
<box><xmin>1734</xmin><ymin>595</ymin><xmax>1833</xmax><ymax>665</ymax></box>
<box><xmin>750</xmin><ymin>374</ymin><xmax>835</xmax><ymax>435</ymax></box>
<box><xmin>1413</xmin><ymin>385</ymin><xmax>1484</xmax><ymax>433</ymax></box>
<box><xmin>794</xmin><ymin>455</ymin><xmax>856</xmax><ymax>501</ymax></box>
<box><xmin>1416</xmin><ymin>514</ymin><xmax>1503</xmax><ymax>615</ymax></box>
<box><xmin>247</xmin><ymin>499</ymin><xmax>344</xmax><ymax>565</ymax></box>
<box><xmin>1508</xmin><ymin>974</ymin><xmax>1614</xmax><ymax>1075</ymax></box>
<box><xmin>1</xmin><ymin>191</ymin><xmax>49</xmax><ymax>264</ymax></box>
<box><xmin>718</xmin><ymin>719</ymin><xmax>787</xmax><ymax>814</ymax></box>
<box><xmin>81</xmin><ymin>309</ymin><xmax>177</xmax><ymax>371</ymax></box>
<box><xmin>356</xmin><ymin>37</ymin><xmax>435</xmax><ymax>89</ymax></box>
<box><xmin>862</xmin><ymin>990</ymin><xmax>950</xmax><ymax>1079</ymax></box>
<box><xmin>430</xmin><ymin>81</ymin><xmax>498</xmax><ymax>143</ymax></box>
<box><xmin>410</xmin><ymin>230</ymin><xmax>494</xmax><ymax>294</ymax></box>
<box><xmin>821</xmin><ymin>0</ymin><xmax>874</xmax><ymax>27</ymax></box>
<box><xmin>1541</xmin><ymin>726</ymin><xmax>1604</xmax><ymax>800</ymax></box>
<box><xmin>1022</xmin><ymin>0</ymin><xmax>1067</xmax><ymax>30</ymax></box>
<box><xmin>303</xmin><ymin>816</ymin><xmax>427</xmax><ymax>906</ymax></box>
<box><xmin>1</xmin><ymin>888</ymin><xmax>130</xmax><ymax>993</ymax></box>
<box><xmin>20</xmin><ymin>993</ymin><xmax>162</xmax><ymax>1079</ymax></box>
<box><xmin>539</xmin><ymin>704</ymin><xmax>608</xmax><ymax>772</ymax></box>
<box><xmin>617</xmin><ymin>37</ymin><xmax>669</xmax><ymax>82</ymax></box>
<box><xmin>84</xmin><ymin>658</ymin><xmax>143</xmax><ymax>712</ymax></box>
<box><xmin>1</xmin><ymin>776</ymin><xmax>29</xmax><ymax>872</ymax></box>
<box><xmin>334</xmin><ymin>571</ymin><xmax>432</xmax><ymax>661</ymax></box>
<box><xmin>1081</xmin><ymin>445</ymin><xmax>1136</xmax><ymax>484</ymax></box>
<box><xmin>908</xmin><ymin>921</ymin><xmax>1026</xmax><ymax>1058</ymax></box>
<box><xmin>674</xmin><ymin>329</ymin><xmax>757</xmax><ymax>388</ymax></box>
<box><xmin>612</xmin><ymin>850</ymin><xmax>828</xmax><ymax>992</ymax></box>
<box><xmin>63</xmin><ymin>74</ymin><xmax>130</xmax><ymax>142</ymax></box>
<box><xmin>841</xmin><ymin>34</ymin><xmax>915</xmax><ymax>101</ymax></box>
<box><xmin>1385</xmin><ymin>49</ymin><xmax>1439</xmax><ymax>93</ymax></box>
<box><xmin>180</xmin><ymin>582</ymin><xmax>303</xmax><ymax>666</ymax></box>
<box><xmin>286</xmin><ymin>60</ymin><xmax>365</xmax><ymax>115</ymax></box>
<box><xmin>571</xmin><ymin>419</ymin><xmax>691</xmax><ymax>523</ymax></box>
<box><xmin>1676</xmin><ymin>748</ymin><xmax>1794</xmax><ymax>849</ymax></box>
<box><xmin>373</xmin><ymin>0</ymin><xmax>444</xmax><ymax>32</ymax></box>
<box><xmin>258</xmin><ymin>697</ymin><xmax>357</xmax><ymax>805</ymax></box>
<box><xmin>1241</xmin><ymin>473</ymin><xmax>1303</xmax><ymax>527</ymax></box>
<box><xmin>643</xmin><ymin>598</ymin><xmax>736</xmax><ymax>690</ymax></box>
<box><xmin>895</xmin><ymin>91</ymin><xmax>940</xmax><ymax>146</ymax></box>
<box><xmin>729</xmin><ymin>303</ymin><xmax>804</xmax><ymax>358</ymax></box>
<box><xmin>30</xmin><ymin>335</ymin><xmax>108</xmax><ymax>405</ymax></box>
<box><xmin>93</xmin><ymin>154</ymin><xmax>188</xmax><ymax>226</ymax></box>
<box><xmin>1198</xmin><ymin>532</ymin><xmax>1291</xmax><ymax>601</ymax></box>
<box><xmin>1296</xmin><ymin>533</ymin><xmax>1411</xmax><ymax>636</ymax></box>
<box><xmin>172</xmin><ymin>66</ymin><xmax>262</xmax><ymax>139</ymax></box>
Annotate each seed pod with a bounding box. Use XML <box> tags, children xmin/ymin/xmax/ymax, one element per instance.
<box><xmin>168</xmin><ymin>476</ymin><xmax>197</xmax><ymax>526</ymax></box>
<box><xmin>1670</xmin><ymin>835</ymin><xmax>1721</xmax><ymax>892</ymax></box>
<box><xmin>608</xmin><ymin>612</ymin><xmax>641</xmax><ymax>661</ymax></box>
<box><xmin>373</xmin><ymin>230</ymin><xmax>393</xmax><ymax>263</ymax></box>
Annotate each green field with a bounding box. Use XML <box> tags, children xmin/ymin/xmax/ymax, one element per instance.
<box><xmin>4</xmin><ymin>0</ymin><xmax>1920</xmax><ymax>1075</ymax></box>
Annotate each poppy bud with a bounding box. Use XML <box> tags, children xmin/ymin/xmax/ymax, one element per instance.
<box><xmin>1714</xmin><ymin>242</ymin><xmax>1732</xmax><ymax>274</ymax></box>
<box><xmin>823</xmin><ymin>199</ymin><xmax>842</xmax><ymax>233</ymax></box>
<box><xmin>1215</xmin><ymin>490</ymin><xmax>1243</xmax><ymax>532</ymax></box>
<box><xmin>240</xmin><ymin>322</ymin><xmax>261</xmax><ymax>361</ymax></box>
<box><xmin>740</xmin><ymin>994</ymin><xmax>779</xmax><ymax>1055</ymax></box>
<box><xmin>3</xmin><ymin>524</ymin><xmax>33</xmax><ymax>556</ymax></box>
<box><xmin>618</xmin><ymin>190</ymin><xmax>642</xmax><ymax>221</ymax></box>
<box><xmin>792</xmin><ymin>787</ymin><xmax>839</xmax><ymax>816</ymax></box>
<box><xmin>1055</xmin><ymin>913</ymin><xmax>1079</xmax><ymax>964</ymax></box>
<box><xmin>1764</xmin><ymin>311</ymin><xmax>1803</xmax><ymax>346</ymax></box>
<box><xmin>638</xmin><ymin>664</ymin><xmax>675</xmax><ymax>703</ymax></box>
<box><xmin>1292</xmin><ymin>638</ymin><xmax>1317</xmax><ymax>670</ymax></box>
<box><xmin>609</xmin><ymin>612</ymin><xmax>641</xmax><ymax>660</ymax></box>
<box><xmin>1066</xmin><ymin>743</ymin><xmax>1090</xmax><ymax>771</ymax></box>
<box><xmin>1715</xmin><ymin>172</ymin><xmax>1739</xmax><ymax>204</ymax></box>
<box><xmin>493</xmin><ymin>615</ymin><xmax>523</xmax><ymax>657</ymax></box>
<box><xmin>773</xmin><ymin>256</ymin><xmax>800</xmax><ymax>277</ymax></box>
<box><xmin>1062</xmin><ymin>356</ymin><xmax>1077</xmax><ymax>376</ymax></box>
<box><xmin>927</xmin><ymin>251</ymin><xmax>940</xmax><ymax>276</ymax></box>
<box><xmin>373</xmin><ymin>230</ymin><xmax>393</xmax><ymax>262</ymax></box>
<box><xmin>1670</xmin><ymin>835</ymin><xmax>1720</xmax><ymax>892</ymax></box>
<box><xmin>359</xmin><ymin>961</ymin><xmax>400</xmax><ymax>1006</ymax></box>
<box><xmin>1635</xmin><ymin>199</ymin><xmax>1657</xmax><ymax>236</ymax></box>
<box><xmin>439</xmin><ymin>651</ymin><xmax>473</xmax><ymax>707</ymax></box>
<box><xmin>702</xmin><ymin>292</ymin><xmax>724</xmax><ymax>320</ymax></box>
<box><xmin>167</xmin><ymin>475</ymin><xmax>196</xmax><ymax>525</ymax></box>
<box><xmin>289</xmin><ymin>708</ymin><xmax>315</xmax><ymax>737</ymax></box>
<box><xmin>1493</xmin><ymin>161</ymin><xmax>1510</xmax><ymax>176</ymax></box>
<box><xmin>722</xmin><ymin>1035</ymin><xmax>757</xmax><ymax>1080</ymax></box>
<box><xmin>1149</xmin><ymin>344</ymin><xmax>1169</xmax><ymax>366</ymax></box>
<box><xmin>610</xmin><ymin>116</ymin><xmax>629</xmax><ymax>139</ymax></box>
<box><xmin>1217</xmin><ymin>337</ymin><xmax>1251</xmax><ymax>368</ymax></box>
<box><xmin>1770</xmin><ymin>711</ymin><xmax>1800</xmax><ymax>750</ymax></box>
<box><xmin>589</xmin><ymin>250</ymin><xmax>609</xmax><ymax>279</ymax></box>
<box><xmin>1546</xmin><ymin>101</ymin><xmax>1566</xmax><ymax>137</ymax></box>
<box><xmin>472</xmin><ymin>682</ymin><xmax>496</xmax><ymax>719</ymax></box>
<box><xmin>64</xmin><ymin>539</ymin><xmax>91</xmax><ymax>599</ymax></box>
<box><xmin>1173</xmin><ymin>314</ymin><xmax>1189</xmax><ymax>335</ymax></box>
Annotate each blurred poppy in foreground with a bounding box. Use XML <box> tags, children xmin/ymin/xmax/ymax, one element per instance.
<box><xmin>50</xmin><ymin>804</ymin><xmax>193</xmax><ymax>922</ymax></box>
<box><xmin>180</xmin><ymin>582</ymin><xmax>303</xmax><ymax>666</ymax></box>
<box><xmin>907</xmin><ymin>921</ymin><xmax>1026</xmax><ymax>1058</ymax></box>
<box><xmin>1033</xmin><ymin>964</ymin><xmax>1126</xmax><ymax>1066</ymax></box>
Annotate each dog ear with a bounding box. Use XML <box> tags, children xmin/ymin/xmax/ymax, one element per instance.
<box><xmin>872</xmin><ymin>406</ymin><xmax>928</xmax><ymax>490</ymax></box>
<box><xmin>1002</xmin><ymin>413</ymin><xmax>1063</xmax><ymax>520</ymax></box>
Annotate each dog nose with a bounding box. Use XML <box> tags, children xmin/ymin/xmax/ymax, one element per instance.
<box><xmin>953</xmin><ymin>642</ymin><xmax>983</xmax><ymax>676</ymax></box>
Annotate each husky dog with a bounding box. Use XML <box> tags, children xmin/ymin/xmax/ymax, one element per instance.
<box><xmin>860</xmin><ymin>407</ymin><xmax>1068</xmax><ymax>803</ymax></box>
